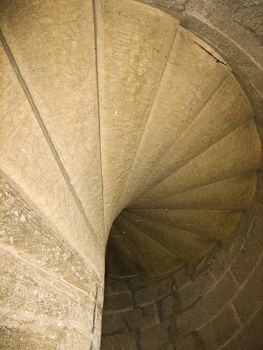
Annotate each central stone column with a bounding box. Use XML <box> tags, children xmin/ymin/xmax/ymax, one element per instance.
<box><xmin>0</xmin><ymin>176</ymin><xmax>104</xmax><ymax>350</ymax></box>
<box><xmin>0</xmin><ymin>1</ymin><xmax>107</xmax><ymax>347</ymax></box>
<box><xmin>0</xmin><ymin>0</ymin><xmax>261</xmax><ymax>349</ymax></box>
<box><xmin>0</xmin><ymin>175</ymin><xmax>105</xmax><ymax>349</ymax></box>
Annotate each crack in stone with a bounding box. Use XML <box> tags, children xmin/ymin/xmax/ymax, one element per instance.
<box><xmin>194</xmin><ymin>41</ymin><xmax>227</xmax><ymax>66</ymax></box>
<box><xmin>92</xmin><ymin>284</ymin><xmax>99</xmax><ymax>334</ymax></box>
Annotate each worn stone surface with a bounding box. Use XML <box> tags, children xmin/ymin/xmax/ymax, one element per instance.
<box><xmin>101</xmin><ymin>314</ymin><xmax>126</xmax><ymax>335</ymax></box>
<box><xmin>0</xmin><ymin>42</ymin><xmax>104</xmax><ymax>270</ymax></box>
<box><xmin>124</xmin><ymin>304</ymin><xmax>160</xmax><ymax>331</ymax></box>
<box><xmin>0</xmin><ymin>176</ymin><xmax>104</xmax><ymax>349</ymax></box>
<box><xmin>177</xmin><ymin>271</ymin><xmax>237</xmax><ymax>334</ymax></box>
<box><xmin>0</xmin><ymin>176</ymin><xmax>101</xmax><ymax>294</ymax></box>
<box><xmin>0</xmin><ymin>249</ymin><xmax>102</xmax><ymax>349</ymax></box>
<box><xmin>0</xmin><ymin>326</ymin><xmax>89</xmax><ymax>350</ymax></box>
<box><xmin>175</xmin><ymin>332</ymin><xmax>204</xmax><ymax>350</ymax></box>
<box><xmin>101</xmin><ymin>333</ymin><xmax>138</xmax><ymax>349</ymax></box>
<box><xmin>177</xmin><ymin>270</ymin><xmax>215</xmax><ymax>311</ymax></box>
<box><xmin>102</xmin><ymin>201</ymin><xmax>263</xmax><ymax>349</ymax></box>
<box><xmin>0</xmin><ymin>0</ymin><xmax>262</xmax><ymax>348</ymax></box>
<box><xmin>104</xmin><ymin>291</ymin><xmax>133</xmax><ymax>313</ymax></box>
<box><xmin>0</xmin><ymin>0</ymin><xmax>260</xmax><ymax>278</ymax></box>
<box><xmin>230</xmin><ymin>210</ymin><xmax>263</xmax><ymax>283</ymax></box>
<box><xmin>0</xmin><ymin>0</ymin><xmax>105</xmax><ymax>239</ymax></box>
<box><xmin>134</xmin><ymin>277</ymin><xmax>173</xmax><ymax>306</ymax></box>
<box><xmin>104</xmin><ymin>278</ymin><xmax>130</xmax><ymax>294</ymax></box>
<box><xmin>159</xmin><ymin>295</ymin><xmax>176</xmax><ymax>320</ymax></box>
<box><xmin>221</xmin><ymin>305</ymin><xmax>263</xmax><ymax>350</ymax></box>
<box><xmin>198</xmin><ymin>307</ymin><xmax>240</xmax><ymax>349</ymax></box>
<box><xmin>140</xmin><ymin>322</ymin><xmax>170</xmax><ymax>350</ymax></box>
<box><xmin>233</xmin><ymin>254</ymin><xmax>263</xmax><ymax>323</ymax></box>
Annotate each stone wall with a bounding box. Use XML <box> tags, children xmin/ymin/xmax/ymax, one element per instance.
<box><xmin>139</xmin><ymin>0</ymin><xmax>263</xmax><ymax>125</ymax></box>
<box><xmin>0</xmin><ymin>174</ymin><xmax>104</xmax><ymax>349</ymax></box>
<box><xmin>102</xmin><ymin>1</ymin><xmax>263</xmax><ymax>347</ymax></box>
<box><xmin>102</xmin><ymin>171</ymin><xmax>263</xmax><ymax>349</ymax></box>
<box><xmin>0</xmin><ymin>0</ymin><xmax>262</xmax><ymax>348</ymax></box>
<box><xmin>175</xmin><ymin>201</ymin><xmax>263</xmax><ymax>350</ymax></box>
<box><xmin>102</xmin><ymin>274</ymin><xmax>177</xmax><ymax>349</ymax></box>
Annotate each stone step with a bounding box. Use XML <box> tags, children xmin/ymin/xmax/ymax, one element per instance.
<box><xmin>106</xmin><ymin>226</ymin><xmax>143</xmax><ymax>278</ymax></box>
<box><xmin>126</xmin><ymin>208</ymin><xmax>242</xmax><ymax>241</ymax></box>
<box><xmin>134</xmin><ymin>120</ymin><xmax>261</xmax><ymax>205</ymax></box>
<box><xmin>114</xmin><ymin>215</ymin><xmax>184</xmax><ymax>276</ymax></box>
<box><xmin>121</xmin><ymin>212</ymin><xmax>216</xmax><ymax>265</ymax></box>
<box><xmin>131</xmin><ymin>173</ymin><xmax>257</xmax><ymax>210</ymax></box>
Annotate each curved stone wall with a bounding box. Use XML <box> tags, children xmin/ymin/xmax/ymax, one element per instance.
<box><xmin>0</xmin><ymin>174</ymin><xmax>104</xmax><ymax>349</ymax></box>
<box><xmin>102</xmin><ymin>178</ymin><xmax>263</xmax><ymax>349</ymax></box>
<box><xmin>139</xmin><ymin>0</ymin><xmax>263</xmax><ymax>124</ymax></box>
<box><xmin>0</xmin><ymin>0</ymin><xmax>262</xmax><ymax>348</ymax></box>
<box><xmin>102</xmin><ymin>1</ymin><xmax>263</xmax><ymax>348</ymax></box>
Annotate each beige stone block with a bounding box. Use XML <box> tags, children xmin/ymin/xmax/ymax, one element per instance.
<box><xmin>0</xmin><ymin>249</ymin><xmax>102</xmax><ymax>349</ymax></box>
<box><xmin>95</xmin><ymin>0</ymin><xmax>179</xmax><ymax>227</ymax></box>
<box><xmin>122</xmin><ymin>211</ymin><xmax>215</xmax><ymax>264</ymax></box>
<box><xmin>127</xmin><ymin>208</ymin><xmax>242</xmax><ymax>241</ymax></box>
<box><xmin>0</xmin><ymin>45</ymin><xmax>103</xmax><ymax>272</ymax></box>
<box><xmin>142</xmin><ymin>74</ymin><xmax>253</xmax><ymax>196</ymax></box>
<box><xmin>133</xmin><ymin>173</ymin><xmax>257</xmax><ymax>210</ymax></box>
<box><xmin>0</xmin><ymin>0</ymin><xmax>104</xmax><ymax>238</ymax></box>
<box><xmin>0</xmin><ymin>175</ymin><xmax>101</xmax><ymax>294</ymax></box>
<box><xmin>119</xmin><ymin>26</ymin><xmax>232</xmax><ymax>209</ymax></box>
<box><xmin>136</xmin><ymin>120</ymin><xmax>261</xmax><ymax>204</ymax></box>
<box><xmin>114</xmin><ymin>216</ymin><xmax>183</xmax><ymax>276</ymax></box>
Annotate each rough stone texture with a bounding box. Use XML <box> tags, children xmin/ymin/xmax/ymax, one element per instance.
<box><xmin>0</xmin><ymin>326</ymin><xmax>90</xmax><ymax>350</ymax></box>
<box><xmin>134</xmin><ymin>277</ymin><xmax>173</xmax><ymax>306</ymax></box>
<box><xmin>0</xmin><ymin>39</ymin><xmax>104</xmax><ymax>269</ymax></box>
<box><xmin>0</xmin><ymin>176</ymin><xmax>101</xmax><ymax>294</ymax></box>
<box><xmin>0</xmin><ymin>176</ymin><xmax>104</xmax><ymax>349</ymax></box>
<box><xmin>221</xmin><ymin>305</ymin><xmax>263</xmax><ymax>350</ymax></box>
<box><xmin>101</xmin><ymin>333</ymin><xmax>137</xmax><ymax>350</ymax></box>
<box><xmin>159</xmin><ymin>295</ymin><xmax>177</xmax><ymax>320</ymax></box>
<box><xmin>124</xmin><ymin>304</ymin><xmax>160</xmax><ymax>331</ymax></box>
<box><xmin>95</xmin><ymin>0</ymin><xmax>179</xmax><ymax>230</ymax></box>
<box><xmin>104</xmin><ymin>279</ymin><xmax>130</xmax><ymax>293</ymax></box>
<box><xmin>0</xmin><ymin>0</ymin><xmax>105</xmax><ymax>239</ymax></box>
<box><xmin>230</xmin><ymin>208</ymin><xmax>263</xmax><ymax>283</ymax></box>
<box><xmin>0</xmin><ymin>0</ymin><xmax>262</xmax><ymax>348</ymax></box>
<box><xmin>233</xmin><ymin>254</ymin><xmax>263</xmax><ymax>323</ymax></box>
<box><xmin>101</xmin><ymin>314</ymin><xmax>126</xmax><ymax>335</ymax></box>
<box><xmin>173</xmin><ymin>265</ymin><xmax>191</xmax><ymax>289</ymax></box>
<box><xmin>140</xmin><ymin>322</ymin><xmax>170</xmax><ymax>350</ymax></box>
<box><xmin>198</xmin><ymin>307</ymin><xmax>240</xmax><ymax>350</ymax></box>
<box><xmin>104</xmin><ymin>292</ymin><xmax>133</xmax><ymax>313</ymax></box>
<box><xmin>177</xmin><ymin>272</ymin><xmax>237</xmax><ymax>334</ymax></box>
<box><xmin>102</xmin><ymin>275</ymin><xmax>175</xmax><ymax>349</ymax></box>
<box><xmin>138</xmin><ymin>0</ymin><xmax>263</xmax><ymax>127</ymax></box>
<box><xmin>102</xmin><ymin>198</ymin><xmax>263</xmax><ymax>349</ymax></box>
<box><xmin>175</xmin><ymin>332</ymin><xmax>204</xmax><ymax>350</ymax></box>
<box><xmin>177</xmin><ymin>270</ymin><xmax>215</xmax><ymax>311</ymax></box>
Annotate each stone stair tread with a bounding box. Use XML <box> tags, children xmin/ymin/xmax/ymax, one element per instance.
<box><xmin>114</xmin><ymin>216</ymin><xmax>184</xmax><ymax>276</ymax></box>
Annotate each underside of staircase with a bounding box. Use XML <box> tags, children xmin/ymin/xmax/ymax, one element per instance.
<box><xmin>0</xmin><ymin>0</ymin><xmax>262</xmax><ymax>348</ymax></box>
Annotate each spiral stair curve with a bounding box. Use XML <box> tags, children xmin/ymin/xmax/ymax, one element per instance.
<box><xmin>0</xmin><ymin>0</ymin><xmax>262</xmax><ymax>295</ymax></box>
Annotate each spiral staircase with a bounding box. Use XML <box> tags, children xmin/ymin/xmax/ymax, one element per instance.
<box><xmin>0</xmin><ymin>0</ymin><xmax>262</xmax><ymax>277</ymax></box>
<box><xmin>0</xmin><ymin>0</ymin><xmax>262</xmax><ymax>348</ymax></box>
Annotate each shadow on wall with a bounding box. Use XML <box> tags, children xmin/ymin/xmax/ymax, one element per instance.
<box><xmin>102</xmin><ymin>176</ymin><xmax>263</xmax><ymax>350</ymax></box>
